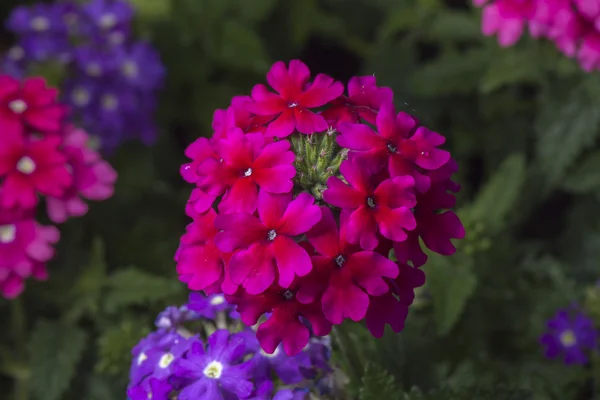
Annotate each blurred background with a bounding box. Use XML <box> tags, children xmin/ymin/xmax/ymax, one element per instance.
<box><xmin>1</xmin><ymin>0</ymin><xmax>600</xmax><ymax>399</ymax></box>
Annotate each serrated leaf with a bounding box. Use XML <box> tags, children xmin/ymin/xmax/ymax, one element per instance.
<box><xmin>29</xmin><ymin>320</ymin><xmax>87</xmax><ymax>400</ymax></box>
<box><xmin>562</xmin><ymin>151</ymin><xmax>600</xmax><ymax>193</ymax></box>
<box><xmin>425</xmin><ymin>256</ymin><xmax>477</xmax><ymax>336</ymax></box>
<box><xmin>535</xmin><ymin>79</ymin><xmax>600</xmax><ymax>186</ymax></box>
<box><xmin>104</xmin><ymin>267</ymin><xmax>182</xmax><ymax>313</ymax></box>
<box><xmin>216</xmin><ymin>20</ymin><xmax>269</xmax><ymax>73</ymax></box>
<box><xmin>359</xmin><ymin>363</ymin><xmax>402</xmax><ymax>400</ymax></box>
<box><xmin>465</xmin><ymin>153</ymin><xmax>526</xmax><ymax>233</ymax></box>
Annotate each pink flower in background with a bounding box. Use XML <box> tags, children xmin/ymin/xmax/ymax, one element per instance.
<box><xmin>0</xmin><ymin>75</ymin><xmax>67</xmax><ymax>136</ymax></box>
<box><xmin>0</xmin><ymin>212</ymin><xmax>59</xmax><ymax>299</ymax></box>
<box><xmin>0</xmin><ymin>134</ymin><xmax>72</xmax><ymax>210</ymax></box>
<box><xmin>45</xmin><ymin>126</ymin><xmax>117</xmax><ymax>223</ymax></box>
<box><xmin>247</xmin><ymin>60</ymin><xmax>344</xmax><ymax>138</ymax></box>
<box><xmin>177</xmin><ymin>60</ymin><xmax>464</xmax><ymax>356</ymax></box>
<box><xmin>215</xmin><ymin>191</ymin><xmax>321</xmax><ymax>294</ymax></box>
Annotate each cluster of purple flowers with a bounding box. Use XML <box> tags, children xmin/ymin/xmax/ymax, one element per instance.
<box><xmin>540</xmin><ymin>305</ymin><xmax>598</xmax><ymax>365</ymax></box>
<box><xmin>2</xmin><ymin>0</ymin><xmax>165</xmax><ymax>152</ymax></box>
<box><xmin>128</xmin><ymin>292</ymin><xmax>335</xmax><ymax>400</ymax></box>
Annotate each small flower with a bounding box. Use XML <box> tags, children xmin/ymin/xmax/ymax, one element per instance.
<box><xmin>215</xmin><ymin>191</ymin><xmax>322</xmax><ymax>294</ymax></box>
<box><xmin>127</xmin><ymin>378</ymin><xmax>172</xmax><ymax>400</ymax></box>
<box><xmin>186</xmin><ymin>292</ymin><xmax>233</xmax><ymax>320</ymax></box>
<box><xmin>0</xmin><ymin>134</ymin><xmax>72</xmax><ymax>210</ymax></box>
<box><xmin>130</xmin><ymin>329</ymin><xmax>184</xmax><ymax>387</ymax></box>
<box><xmin>198</xmin><ymin>128</ymin><xmax>296</xmax><ymax>214</ymax></box>
<box><xmin>0</xmin><ymin>75</ymin><xmax>67</xmax><ymax>135</ymax></box>
<box><xmin>246</xmin><ymin>60</ymin><xmax>344</xmax><ymax>138</ymax></box>
<box><xmin>116</xmin><ymin>42</ymin><xmax>165</xmax><ymax>91</ymax></box>
<box><xmin>252</xmin><ymin>343</ymin><xmax>313</xmax><ymax>385</ymax></box>
<box><xmin>174</xmin><ymin>330</ymin><xmax>254</xmax><ymax>399</ymax></box>
<box><xmin>540</xmin><ymin>308</ymin><xmax>598</xmax><ymax>365</ymax></box>
<box><xmin>323</xmin><ymin>159</ymin><xmax>416</xmax><ymax>250</ymax></box>
<box><xmin>155</xmin><ymin>305</ymin><xmax>199</xmax><ymax>329</ymax></box>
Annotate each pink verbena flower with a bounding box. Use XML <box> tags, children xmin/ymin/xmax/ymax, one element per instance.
<box><xmin>228</xmin><ymin>285</ymin><xmax>332</xmax><ymax>356</ymax></box>
<box><xmin>337</xmin><ymin>102</ymin><xmax>450</xmax><ymax>193</ymax></box>
<box><xmin>0</xmin><ymin>211</ymin><xmax>59</xmax><ymax>299</ymax></box>
<box><xmin>46</xmin><ymin>125</ymin><xmax>117</xmax><ymax>223</ymax></box>
<box><xmin>321</xmin><ymin>75</ymin><xmax>393</xmax><ymax>127</ymax></box>
<box><xmin>215</xmin><ymin>190</ymin><xmax>321</xmax><ymax>294</ymax></box>
<box><xmin>476</xmin><ymin>0</ymin><xmax>537</xmax><ymax>46</ymax></box>
<box><xmin>298</xmin><ymin>207</ymin><xmax>398</xmax><ymax>324</ymax></box>
<box><xmin>0</xmin><ymin>75</ymin><xmax>67</xmax><ymax>136</ymax></box>
<box><xmin>246</xmin><ymin>60</ymin><xmax>344</xmax><ymax>138</ymax></box>
<box><xmin>323</xmin><ymin>159</ymin><xmax>416</xmax><ymax>250</ymax></box>
<box><xmin>0</xmin><ymin>133</ymin><xmax>72</xmax><ymax>210</ymax></box>
<box><xmin>198</xmin><ymin>129</ymin><xmax>296</xmax><ymax>214</ymax></box>
<box><xmin>177</xmin><ymin>59</ymin><xmax>465</xmax><ymax>356</ymax></box>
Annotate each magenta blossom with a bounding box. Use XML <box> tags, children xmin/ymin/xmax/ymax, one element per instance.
<box><xmin>0</xmin><ymin>213</ymin><xmax>59</xmax><ymax>299</ymax></box>
<box><xmin>323</xmin><ymin>159</ymin><xmax>416</xmax><ymax>250</ymax></box>
<box><xmin>45</xmin><ymin>125</ymin><xmax>117</xmax><ymax>223</ymax></box>
<box><xmin>299</xmin><ymin>207</ymin><xmax>399</xmax><ymax>324</ymax></box>
<box><xmin>198</xmin><ymin>128</ymin><xmax>296</xmax><ymax>214</ymax></box>
<box><xmin>215</xmin><ymin>191</ymin><xmax>321</xmax><ymax>294</ymax></box>
<box><xmin>246</xmin><ymin>60</ymin><xmax>344</xmax><ymax>138</ymax></box>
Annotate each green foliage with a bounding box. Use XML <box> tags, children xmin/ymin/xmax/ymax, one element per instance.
<box><xmin>29</xmin><ymin>321</ymin><xmax>87</xmax><ymax>400</ymax></box>
<box><xmin>359</xmin><ymin>363</ymin><xmax>402</xmax><ymax>400</ymax></box>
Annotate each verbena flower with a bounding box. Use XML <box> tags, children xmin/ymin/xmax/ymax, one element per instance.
<box><xmin>176</xmin><ymin>59</ymin><xmax>464</xmax><ymax>356</ymax></box>
<box><xmin>474</xmin><ymin>0</ymin><xmax>600</xmax><ymax>72</ymax></box>
<box><xmin>540</xmin><ymin>307</ymin><xmax>598</xmax><ymax>365</ymax></box>
<box><xmin>3</xmin><ymin>0</ymin><xmax>165</xmax><ymax>152</ymax></box>
<box><xmin>0</xmin><ymin>74</ymin><xmax>116</xmax><ymax>299</ymax></box>
<box><xmin>127</xmin><ymin>293</ymin><xmax>336</xmax><ymax>399</ymax></box>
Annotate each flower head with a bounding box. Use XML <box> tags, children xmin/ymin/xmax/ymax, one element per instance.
<box><xmin>540</xmin><ymin>308</ymin><xmax>598</xmax><ymax>365</ymax></box>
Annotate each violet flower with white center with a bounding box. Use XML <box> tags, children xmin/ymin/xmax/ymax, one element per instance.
<box><xmin>253</xmin><ymin>344</ymin><xmax>313</xmax><ymax>385</ymax></box>
<box><xmin>187</xmin><ymin>292</ymin><xmax>235</xmax><ymax>320</ymax></box>
<box><xmin>174</xmin><ymin>330</ymin><xmax>255</xmax><ymax>399</ymax></box>
<box><xmin>155</xmin><ymin>305</ymin><xmax>199</xmax><ymax>330</ymax></box>
<box><xmin>127</xmin><ymin>377</ymin><xmax>172</xmax><ymax>400</ymax></box>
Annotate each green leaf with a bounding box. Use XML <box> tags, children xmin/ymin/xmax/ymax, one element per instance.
<box><xmin>216</xmin><ymin>20</ymin><xmax>269</xmax><ymax>73</ymax></box>
<box><xmin>103</xmin><ymin>267</ymin><xmax>183</xmax><ymax>313</ymax></box>
<box><xmin>29</xmin><ymin>320</ymin><xmax>87</xmax><ymax>400</ymax></box>
<box><xmin>95</xmin><ymin>320</ymin><xmax>149</xmax><ymax>377</ymax></box>
<box><xmin>128</xmin><ymin>0</ymin><xmax>170</xmax><ymax>20</ymax></box>
<box><xmin>479</xmin><ymin>46</ymin><xmax>549</xmax><ymax>93</ymax></box>
<box><xmin>427</xmin><ymin>11</ymin><xmax>481</xmax><ymax>42</ymax></box>
<box><xmin>425</xmin><ymin>256</ymin><xmax>477</xmax><ymax>336</ymax></box>
<box><xmin>535</xmin><ymin>79</ymin><xmax>600</xmax><ymax>186</ymax></box>
<box><xmin>562</xmin><ymin>151</ymin><xmax>600</xmax><ymax>193</ymax></box>
<box><xmin>359</xmin><ymin>363</ymin><xmax>402</xmax><ymax>400</ymax></box>
<box><xmin>464</xmin><ymin>153</ymin><xmax>526</xmax><ymax>233</ymax></box>
<box><xmin>232</xmin><ymin>0</ymin><xmax>277</xmax><ymax>23</ymax></box>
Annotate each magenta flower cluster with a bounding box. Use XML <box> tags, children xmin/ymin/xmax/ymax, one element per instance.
<box><xmin>474</xmin><ymin>0</ymin><xmax>600</xmax><ymax>71</ymax></box>
<box><xmin>128</xmin><ymin>293</ymin><xmax>333</xmax><ymax>400</ymax></box>
<box><xmin>176</xmin><ymin>59</ymin><xmax>465</xmax><ymax>356</ymax></box>
<box><xmin>0</xmin><ymin>74</ymin><xmax>117</xmax><ymax>299</ymax></box>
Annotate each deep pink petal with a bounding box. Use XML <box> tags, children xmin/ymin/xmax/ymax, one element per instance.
<box><xmin>266</xmin><ymin>61</ymin><xmax>290</xmax><ymax>96</ymax></box>
<box><xmin>322</xmin><ymin>176</ymin><xmax>364</xmax><ymax>210</ymax></box>
<box><xmin>322</xmin><ymin>274</ymin><xmax>369</xmax><ymax>324</ymax></box>
<box><xmin>365</xmin><ymin>292</ymin><xmax>408</xmax><ymax>338</ymax></box>
<box><xmin>337</xmin><ymin>123</ymin><xmax>385</xmax><ymax>151</ymax></box>
<box><xmin>229</xmin><ymin>243</ymin><xmax>276</xmax><ymax>294</ymax></box>
<box><xmin>349</xmin><ymin>251</ymin><xmax>398</xmax><ymax>295</ymax></box>
<box><xmin>346</xmin><ymin>206</ymin><xmax>378</xmax><ymax>250</ymax></box>
<box><xmin>375</xmin><ymin>102</ymin><xmax>398</xmax><ymax>140</ymax></box>
<box><xmin>258</xmin><ymin>191</ymin><xmax>292</xmax><ymax>228</ymax></box>
<box><xmin>257</xmin><ymin>308</ymin><xmax>310</xmax><ymax>356</ymax></box>
<box><xmin>218</xmin><ymin>178</ymin><xmax>258</xmax><ymax>214</ymax></box>
<box><xmin>421</xmin><ymin>211</ymin><xmax>465</xmax><ymax>255</ymax></box>
<box><xmin>294</xmin><ymin>108</ymin><xmax>329</xmax><ymax>134</ymax></box>
<box><xmin>306</xmin><ymin>207</ymin><xmax>340</xmax><ymax>257</ymax></box>
<box><xmin>274</xmin><ymin>237</ymin><xmax>313</xmax><ymax>288</ymax></box>
<box><xmin>265</xmin><ymin>109</ymin><xmax>296</xmax><ymax>138</ymax></box>
<box><xmin>252</xmin><ymin>165</ymin><xmax>296</xmax><ymax>193</ymax></box>
<box><xmin>277</xmin><ymin>192</ymin><xmax>321</xmax><ymax>236</ymax></box>
<box><xmin>374</xmin><ymin>176</ymin><xmax>416</xmax><ymax>209</ymax></box>
<box><xmin>252</xmin><ymin>140</ymin><xmax>294</xmax><ymax>169</ymax></box>
<box><xmin>376</xmin><ymin>206</ymin><xmax>416</xmax><ymax>243</ymax></box>
<box><xmin>339</xmin><ymin>159</ymin><xmax>371</xmax><ymax>193</ymax></box>
<box><xmin>393</xmin><ymin>231</ymin><xmax>428</xmax><ymax>268</ymax></box>
<box><xmin>298</xmin><ymin>74</ymin><xmax>344</xmax><ymax>108</ymax></box>
<box><xmin>247</xmin><ymin>84</ymin><xmax>286</xmax><ymax>115</ymax></box>
<box><xmin>287</xmin><ymin>60</ymin><xmax>311</xmax><ymax>97</ymax></box>
<box><xmin>214</xmin><ymin>213</ymin><xmax>267</xmax><ymax>252</ymax></box>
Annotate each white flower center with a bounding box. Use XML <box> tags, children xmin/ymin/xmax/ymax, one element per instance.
<box><xmin>260</xmin><ymin>347</ymin><xmax>279</xmax><ymax>358</ymax></box>
<box><xmin>8</xmin><ymin>46</ymin><xmax>24</xmax><ymax>60</ymax></box>
<box><xmin>121</xmin><ymin>60</ymin><xmax>138</xmax><ymax>78</ymax></box>
<box><xmin>267</xmin><ymin>229</ymin><xmax>277</xmax><ymax>241</ymax></box>
<box><xmin>210</xmin><ymin>295</ymin><xmax>225</xmax><ymax>306</ymax></box>
<box><xmin>16</xmin><ymin>156</ymin><xmax>36</xmax><ymax>174</ymax></box>
<box><xmin>243</xmin><ymin>168</ymin><xmax>253</xmax><ymax>177</ymax></box>
<box><xmin>560</xmin><ymin>330</ymin><xmax>577</xmax><ymax>347</ymax></box>
<box><xmin>102</xmin><ymin>95</ymin><xmax>118</xmax><ymax>111</ymax></box>
<box><xmin>158</xmin><ymin>353</ymin><xmax>175</xmax><ymax>368</ymax></box>
<box><xmin>72</xmin><ymin>88</ymin><xmax>90</xmax><ymax>106</ymax></box>
<box><xmin>203</xmin><ymin>360</ymin><xmax>224</xmax><ymax>379</ymax></box>
<box><xmin>99</xmin><ymin>13</ymin><xmax>117</xmax><ymax>29</ymax></box>
<box><xmin>0</xmin><ymin>225</ymin><xmax>16</xmax><ymax>244</ymax></box>
<box><xmin>86</xmin><ymin>63</ymin><xmax>102</xmax><ymax>77</ymax></box>
<box><xmin>109</xmin><ymin>31</ymin><xmax>125</xmax><ymax>45</ymax></box>
<box><xmin>288</xmin><ymin>102</ymin><xmax>298</xmax><ymax>108</ymax></box>
<box><xmin>9</xmin><ymin>99</ymin><xmax>27</xmax><ymax>114</ymax></box>
<box><xmin>156</xmin><ymin>316</ymin><xmax>171</xmax><ymax>328</ymax></box>
<box><xmin>137</xmin><ymin>352</ymin><xmax>148</xmax><ymax>365</ymax></box>
<box><xmin>30</xmin><ymin>16</ymin><xmax>50</xmax><ymax>32</ymax></box>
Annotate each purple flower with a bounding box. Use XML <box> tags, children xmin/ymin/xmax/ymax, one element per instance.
<box><xmin>253</xmin><ymin>344</ymin><xmax>312</xmax><ymax>385</ymax></box>
<box><xmin>273</xmin><ymin>388</ymin><xmax>309</xmax><ymax>400</ymax></box>
<box><xmin>130</xmin><ymin>329</ymin><xmax>182</xmax><ymax>387</ymax></box>
<box><xmin>540</xmin><ymin>308</ymin><xmax>598</xmax><ymax>365</ymax></box>
<box><xmin>155</xmin><ymin>305</ymin><xmax>199</xmax><ymax>329</ymax></box>
<box><xmin>81</xmin><ymin>0</ymin><xmax>133</xmax><ymax>38</ymax></box>
<box><xmin>116</xmin><ymin>42</ymin><xmax>165</xmax><ymax>90</ymax></box>
<box><xmin>248</xmin><ymin>380</ymin><xmax>274</xmax><ymax>400</ymax></box>
<box><xmin>187</xmin><ymin>292</ymin><xmax>236</xmax><ymax>320</ymax></box>
<box><xmin>7</xmin><ymin>4</ymin><xmax>68</xmax><ymax>35</ymax></box>
<box><xmin>174</xmin><ymin>330</ymin><xmax>254</xmax><ymax>399</ymax></box>
<box><xmin>127</xmin><ymin>377</ymin><xmax>172</xmax><ymax>400</ymax></box>
<box><xmin>73</xmin><ymin>46</ymin><xmax>119</xmax><ymax>78</ymax></box>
